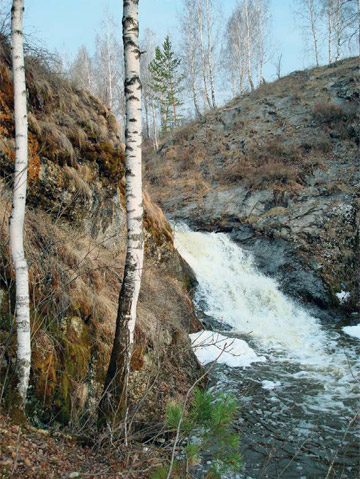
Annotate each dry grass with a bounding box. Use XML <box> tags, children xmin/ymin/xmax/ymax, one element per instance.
<box><xmin>63</xmin><ymin>166</ymin><xmax>92</xmax><ymax>200</ymax></box>
<box><xmin>39</xmin><ymin>121</ymin><xmax>76</xmax><ymax>164</ymax></box>
<box><xmin>0</xmin><ymin>174</ymin><xmax>199</xmax><ymax>427</ymax></box>
<box><xmin>0</xmin><ymin>34</ymin><xmax>200</xmax><ymax>430</ymax></box>
<box><xmin>143</xmin><ymin>190</ymin><xmax>173</xmax><ymax>245</ymax></box>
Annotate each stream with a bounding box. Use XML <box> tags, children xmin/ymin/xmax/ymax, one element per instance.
<box><xmin>173</xmin><ymin>224</ymin><xmax>360</xmax><ymax>479</ymax></box>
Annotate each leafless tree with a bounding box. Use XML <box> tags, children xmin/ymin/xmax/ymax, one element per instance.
<box><xmin>99</xmin><ymin>0</ymin><xmax>144</xmax><ymax>428</ymax></box>
<box><xmin>179</xmin><ymin>0</ymin><xmax>202</xmax><ymax>117</ymax></box>
<box><xmin>293</xmin><ymin>0</ymin><xmax>322</xmax><ymax>66</ymax></box>
<box><xmin>10</xmin><ymin>0</ymin><xmax>31</xmax><ymax>403</ymax></box>
<box><xmin>275</xmin><ymin>53</ymin><xmax>283</xmax><ymax>79</ymax></box>
<box><xmin>93</xmin><ymin>8</ymin><xmax>125</xmax><ymax>122</ymax></box>
<box><xmin>140</xmin><ymin>28</ymin><xmax>156</xmax><ymax>140</ymax></box>
<box><xmin>68</xmin><ymin>45</ymin><xmax>94</xmax><ymax>93</ymax></box>
<box><xmin>225</xmin><ymin>0</ymin><xmax>271</xmax><ymax>95</ymax></box>
<box><xmin>321</xmin><ymin>0</ymin><xmax>358</xmax><ymax>61</ymax></box>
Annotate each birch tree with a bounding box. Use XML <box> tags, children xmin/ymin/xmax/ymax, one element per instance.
<box><xmin>99</xmin><ymin>0</ymin><xmax>144</xmax><ymax>426</ymax></box>
<box><xmin>93</xmin><ymin>9</ymin><xmax>125</xmax><ymax>121</ymax></box>
<box><xmin>196</xmin><ymin>0</ymin><xmax>212</xmax><ymax>109</ymax></box>
<box><xmin>321</xmin><ymin>0</ymin><xmax>356</xmax><ymax>62</ymax></box>
<box><xmin>10</xmin><ymin>0</ymin><xmax>31</xmax><ymax>403</ymax></box>
<box><xmin>68</xmin><ymin>45</ymin><xmax>94</xmax><ymax>92</ymax></box>
<box><xmin>324</xmin><ymin>0</ymin><xmax>335</xmax><ymax>61</ymax></box>
<box><xmin>179</xmin><ymin>0</ymin><xmax>202</xmax><ymax>117</ymax></box>
<box><xmin>225</xmin><ymin>0</ymin><xmax>271</xmax><ymax>94</ymax></box>
<box><xmin>293</xmin><ymin>0</ymin><xmax>322</xmax><ymax>66</ymax></box>
<box><xmin>205</xmin><ymin>0</ymin><xmax>217</xmax><ymax>108</ymax></box>
<box><xmin>0</xmin><ymin>0</ymin><xmax>11</xmax><ymax>28</ymax></box>
<box><xmin>244</xmin><ymin>0</ymin><xmax>255</xmax><ymax>90</ymax></box>
<box><xmin>140</xmin><ymin>29</ymin><xmax>156</xmax><ymax>139</ymax></box>
<box><xmin>224</xmin><ymin>9</ymin><xmax>246</xmax><ymax>95</ymax></box>
<box><xmin>195</xmin><ymin>0</ymin><xmax>220</xmax><ymax>109</ymax></box>
<box><xmin>254</xmin><ymin>0</ymin><xmax>271</xmax><ymax>84</ymax></box>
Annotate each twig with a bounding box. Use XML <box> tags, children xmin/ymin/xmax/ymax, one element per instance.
<box><xmin>325</xmin><ymin>410</ymin><xmax>359</xmax><ymax>479</ymax></box>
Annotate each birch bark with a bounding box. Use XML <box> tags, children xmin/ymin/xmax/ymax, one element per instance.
<box><xmin>328</xmin><ymin>0</ymin><xmax>334</xmax><ymax>62</ymax></box>
<box><xmin>309</xmin><ymin>0</ymin><xmax>320</xmax><ymax>66</ymax></box>
<box><xmin>105</xmin><ymin>13</ymin><xmax>114</xmax><ymax>110</ymax></box>
<box><xmin>206</xmin><ymin>0</ymin><xmax>216</xmax><ymax>108</ymax></box>
<box><xmin>196</xmin><ymin>0</ymin><xmax>212</xmax><ymax>109</ymax></box>
<box><xmin>335</xmin><ymin>0</ymin><xmax>342</xmax><ymax>61</ymax></box>
<box><xmin>10</xmin><ymin>0</ymin><xmax>31</xmax><ymax>403</ymax></box>
<box><xmin>244</xmin><ymin>0</ymin><xmax>255</xmax><ymax>91</ymax></box>
<box><xmin>99</xmin><ymin>0</ymin><xmax>144</xmax><ymax>426</ymax></box>
<box><xmin>236</xmin><ymin>25</ymin><xmax>245</xmax><ymax>94</ymax></box>
<box><xmin>180</xmin><ymin>0</ymin><xmax>202</xmax><ymax>117</ymax></box>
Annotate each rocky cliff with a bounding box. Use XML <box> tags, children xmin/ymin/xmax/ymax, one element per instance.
<box><xmin>145</xmin><ymin>57</ymin><xmax>360</xmax><ymax>317</ymax></box>
<box><xmin>0</xmin><ymin>36</ymin><xmax>201</xmax><ymax>428</ymax></box>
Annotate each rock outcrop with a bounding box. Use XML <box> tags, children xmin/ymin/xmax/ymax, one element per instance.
<box><xmin>145</xmin><ymin>58</ymin><xmax>360</xmax><ymax>316</ymax></box>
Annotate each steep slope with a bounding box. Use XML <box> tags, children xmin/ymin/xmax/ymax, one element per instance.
<box><xmin>145</xmin><ymin>57</ymin><xmax>360</xmax><ymax>315</ymax></box>
<box><xmin>0</xmin><ymin>36</ymin><xmax>201</xmax><ymax>428</ymax></box>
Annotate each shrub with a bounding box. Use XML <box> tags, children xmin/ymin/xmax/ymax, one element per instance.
<box><xmin>313</xmin><ymin>102</ymin><xmax>345</xmax><ymax>124</ymax></box>
<box><xmin>151</xmin><ymin>388</ymin><xmax>242</xmax><ymax>479</ymax></box>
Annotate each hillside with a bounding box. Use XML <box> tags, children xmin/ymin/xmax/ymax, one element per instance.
<box><xmin>0</xmin><ymin>34</ymin><xmax>201</xmax><ymax>437</ymax></box>
<box><xmin>145</xmin><ymin>57</ymin><xmax>360</xmax><ymax>316</ymax></box>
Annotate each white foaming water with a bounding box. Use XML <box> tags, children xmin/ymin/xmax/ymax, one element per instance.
<box><xmin>173</xmin><ymin>224</ymin><xmax>359</xmax><ymax>410</ymax></box>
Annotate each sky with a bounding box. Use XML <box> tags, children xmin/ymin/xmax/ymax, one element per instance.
<box><xmin>22</xmin><ymin>0</ymin><xmax>310</xmax><ymax>82</ymax></box>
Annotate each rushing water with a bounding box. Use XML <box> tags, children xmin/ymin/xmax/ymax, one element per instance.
<box><xmin>173</xmin><ymin>224</ymin><xmax>360</xmax><ymax>479</ymax></box>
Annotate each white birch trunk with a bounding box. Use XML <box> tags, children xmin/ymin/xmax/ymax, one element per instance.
<box><xmin>106</xmin><ymin>26</ymin><xmax>113</xmax><ymax>110</ymax></box>
<box><xmin>196</xmin><ymin>0</ymin><xmax>212</xmax><ymax>109</ymax></box>
<box><xmin>190</xmin><ymin>46</ymin><xmax>201</xmax><ymax>117</ymax></box>
<box><xmin>188</xmin><ymin>12</ymin><xmax>201</xmax><ymax>117</ymax></box>
<box><xmin>121</xmin><ymin>0</ymin><xmax>144</xmax><ymax>353</ymax></box>
<box><xmin>335</xmin><ymin>0</ymin><xmax>342</xmax><ymax>61</ymax></box>
<box><xmin>205</xmin><ymin>0</ymin><xmax>216</xmax><ymax>108</ymax></box>
<box><xmin>255</xmin><ymin>0</ymin><xmax>265</xmax><ymax>85</ymax></box>
<box><xmin>309</xmin><ymin>0</ymin><xmax>320</xmax><ymax>66</ymax></box>
<box><xmin>328</xmin><ymin>0</ymin><xmax>334</xmax><ymax>63</ymax></box>
<box><xmin>100</xmin><ymin>0</ymin><xmax>144</xmax><ymax>425</ymax></box>
<box><xmin>235</xmin><ymin>24</ymin><xmax>245</xmax><ymax>95</ymax></box>
<box><xmin>10</xmin><ymin>0</ymin><xmax>31</xmax><ymax>403</ymax></box>
<box><xmin>244</xmin><ymin>0</ymin><xmax>255</xmax><ymax>91</ymax></box>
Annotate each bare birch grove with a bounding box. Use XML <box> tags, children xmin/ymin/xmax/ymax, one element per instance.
<box><xmin>10</xmin><ymin>0</ymin><xmax>31</xmax><ymax>403</ymax></box>
<box><xmin>179</xmin><ymin>0</ymin><xmax>202</xmax><ymax>117</ymax></box>
<box><xmin>225</xmin><ymin>0</ymin><xmax>271</xmax><ymax>95</ymax></box>
<box><xmin>99</xmin><ymin>0</ymin><xmax>144</xmax><ymax>426</ymax></box>
<box><xmin>293</xmin><ymin>0</ymin><xmax>358</xmax><ymax>64</ymax></box>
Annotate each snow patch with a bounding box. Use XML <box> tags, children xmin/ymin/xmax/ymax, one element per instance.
<box><xmin>342</xmin><ymin>324</ymin><xmax>360</xmax><ymax>340</ymax></box>
<box><xmin>262</xmin><ymin>380</ymin><xmax>281</xmax><ymax>390</ymax></box>
<box><xmin>336</xmin><ymin>291</ymin><xmax>350</xmax><ymax>303</ymax></box>
<box><xmin>189</xmin><ymin>331</ymin><xmax>266</xmax><ymax>368</ymax></box>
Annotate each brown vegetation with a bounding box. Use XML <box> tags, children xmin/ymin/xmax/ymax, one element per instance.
<box><xmin>145</xmin><ymin>57</ymin><xmax>359</xmax><ymax>207</ymax></box>
<box><xmin>0</xmin><ymin>34</ymin><xmax>201</xmax><ymax>435</ymax></box>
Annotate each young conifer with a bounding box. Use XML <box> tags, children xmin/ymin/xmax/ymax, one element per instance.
<box><xmin>149</xmin><ymin>35</ymin><xmax>184</xmax><ymax>132</ymax></box>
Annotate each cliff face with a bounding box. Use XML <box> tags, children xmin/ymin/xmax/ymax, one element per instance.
<box><xmin>145</xmin><ymin>57</ymin><xmax>360</xmax><ymax>316</ymax></box>
<box><xmin>0</xmin><ymin>37</ymin><xmax>200</xmax><ymax>427</ymax></box>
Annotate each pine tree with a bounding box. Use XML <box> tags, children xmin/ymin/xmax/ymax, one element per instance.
<box><xmin>149</xmin><ymin>35</ymin><xmax>184</xmax><ymax>132</ymax></box>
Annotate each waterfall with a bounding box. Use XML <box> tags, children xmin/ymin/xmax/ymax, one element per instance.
<box><xmin>173</xmin><ymin>224</ymin><xmax>359</xmax><ymax>414</ymax></box>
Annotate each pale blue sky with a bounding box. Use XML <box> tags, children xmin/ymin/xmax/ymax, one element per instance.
<box><xmin>23</xmin><ymin>0</ymin><xmax>310</xmax><ymax>81</ymax></box>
